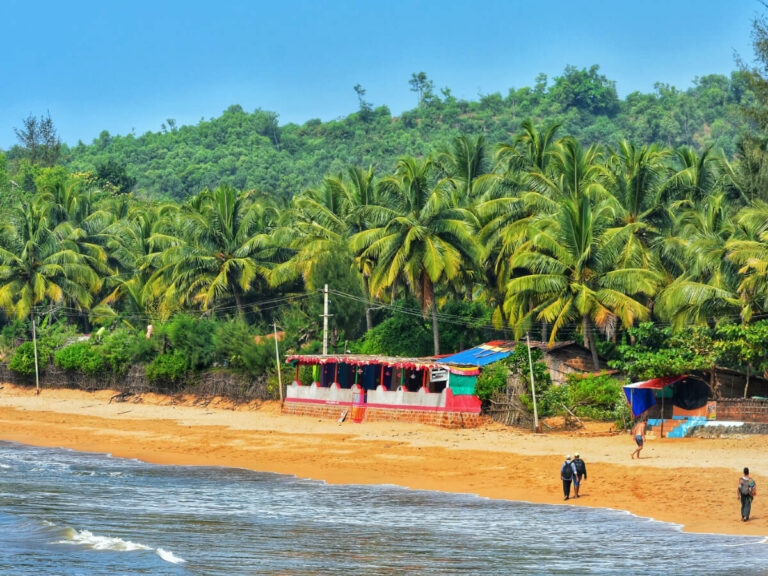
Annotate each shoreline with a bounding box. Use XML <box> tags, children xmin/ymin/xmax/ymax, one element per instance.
<box><xmin>0</xmin><ymin>384</ymin><xmax>765</xmax><ymax>537</ymax></box>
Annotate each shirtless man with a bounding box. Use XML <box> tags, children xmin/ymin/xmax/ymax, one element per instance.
<box><xmin>631</xmin><ymin>418</ymin><xmax>647</xmax><ymax>459</ymax></box>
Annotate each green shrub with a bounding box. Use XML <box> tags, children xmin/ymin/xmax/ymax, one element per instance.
<box><xmin>539</xmin><ymin>372</ymin><xmax>632</xmax><ymax>428</ymax></box>
<box><xmin>145</xmin><ymin>351</ymin><xmax>188</xmax><ymax>383</ymax></box>
<box><xmin>127</xmin><ymin>333</ymin><xmax>158</xmax><ymax>364</ymax></box>
<box><xmin>9</xmin><ymin>342</ymin><xmax>49</xmax><ymax>375</ymax></box>
<box><xmin>215</xmin><ymin>320</ymin><xmax>273</xmax><ymax>376</ymax></box>
<box><xmin>165</xmin><ymin>314</ymin><xmax>218</xmax><ymax>370</ymax></box>
<box><xmin>54</xmin><ymin>341</ymin><xmax>107</xmax><ymax>375</ymax></box>
<box><xmin>352</xmin><ymin>305</ymin><xmax>433</xmax><ymax>357</ymax></box>
<box><xmin>96</xmin><ymin>328</ymin><xmax>134</xmax><ymax>375</ymax></box>
<box><xmin>475</xmin><ymin>357</ymin><xmax>510</xmax><ymax>405</ymax></box>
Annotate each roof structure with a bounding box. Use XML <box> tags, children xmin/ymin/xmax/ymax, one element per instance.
<box><xmin>625</xmin><ymin>375</ymin><xmax>687</xmax><ymax>390</ymax></box>
<box><xmin>439</xmin><ymin>340</ymin><xmax>580</xmax><ymax>367</ymax></box>
<box><xmin>285</xmin><ymin>354</ymin><xmax>480</xmax><ymax>375</ymax></box>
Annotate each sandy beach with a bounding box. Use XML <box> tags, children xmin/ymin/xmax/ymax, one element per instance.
<box><xmin>0</xmin><ymin>384</ymin><xmax>764</xmax><ymax>537</ymax></box>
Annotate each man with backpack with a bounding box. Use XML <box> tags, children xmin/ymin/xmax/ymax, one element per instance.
<box><xmin>572</xmin><ymin>452</ymin><xmax>587</xmax><ymax>498</ymax></box>
<box><xmin>738</xmin><ymin>467</ymin><xmax>757</xmax><ymax>522</ymax></box>
<box><xmin>560</xmin><ymin>455</ymin><xmax>578</xmax><ymax>501</ymax></box>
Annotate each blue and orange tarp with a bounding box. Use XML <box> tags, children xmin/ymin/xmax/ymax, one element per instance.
<box><xmin>623</xmin><ymin>375</ymin><xmax>687</xmax><ymax>418</ymax></box>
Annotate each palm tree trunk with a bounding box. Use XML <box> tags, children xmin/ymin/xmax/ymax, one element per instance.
<box><xmin>583</xmin><ymin>315</ymin><xmax>600</xmax><ymax>371</ymax></box>
<box><xmin>232</xmin><ymin>284</ymin><xmax>244</xmax><ymax>316</ymax></box>
<box><xmin>363</xmin><ymin>275</ymin><xmax>373</xmax><ymax>333</ymax></box>
<box><xmin>541</xmin><ymin>321</ymin><xmax>548</xmax><ymax>343</ymax></box>
<box><xmin>431</xmin><ymin>302</ymin><xmax>440</xmax><ymax>356</ymax></box>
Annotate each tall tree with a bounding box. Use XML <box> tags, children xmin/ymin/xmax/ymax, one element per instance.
<box><xmin>353</xmin><ymin>157</ymin><xmax>479</xmax><ymax>354</ymax></box>
<box><xmin>14</xmin><ymin>113</ymin><xmax>61</xmax><ymax>167</ymax></box>
<box><xmin>0</xmin><ymin>199</ymin><xmax>100</xmax><ymax>392</ymax></box>
<box><xmin>147</xmin><ymin>185</ymin><xmax>276</xmax><ymax>316</ymax></box>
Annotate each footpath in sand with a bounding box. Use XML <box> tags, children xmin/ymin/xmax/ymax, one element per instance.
<box><xmin>0</xmin><ymin>384</ymin><xmax>764</xmax><ymax>537</ymax></box>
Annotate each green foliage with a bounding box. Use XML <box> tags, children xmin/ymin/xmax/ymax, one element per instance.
<box><xmin>54</xmin><ymin>341</ymin><xmax>107</xmax><ymax>375</ymax></box>
<box><xmin>95</xmin><ymin>328</ymin><xmax>135</xmax><ymax>375</ymax></box>
<box><xmin>439</xmin><ymin>301</ymin><xmax>492</xmax><ymax>354</ymax></box>
<box><xmin>214</xmin><ymin>320</ymin><xmax>274</xmax><ymax>376</ymax></box>
<box><xmin>352</xmin><ymin>304</ymin><xmax>433</xmax><ymax>357</ymax></box>
<box><xmin>475</xmin><ymin>345</ymin><xmax>552</xmax><ymax>411</ymax></box>
<box><xmin>538</xmin><ymin>373</ymin><xmax>631</xmax><ymax>428</ymax></box>
<box><xmin>1</xmin><ymin>320</ymin><xmax>25</xmax><ymax>351</ymax></box>
<box><xmin>475</xmin><ymin>356</ymin><xmax>510</xmax><ymax>405</ymax></box>
<box><xmin>145</xmin><ymin>351</ymin><xmax>188</xmax><ymax>383</ymax></box>
<box><xmin>95</xmin><ymin>159</ymin><xmax>136</xmax><ymax>194</ymax></box>
<box><xmin>610</xmin><ymin>323</ymin><xmax>715</xmax><ymax>380</ymax></box>
<box><xmin>549</xmin><ymin>65</ymin><xmax>619</xmax><ymax>115</ymax></box>
<box><xmin>164</xmin><ymin>314</ymin><xmax>218</xmax><ymax>370</ymax></box>
<box><xmin>52</xmin><ymin>67</ymin><xmax>752</xmax><ymax>201</ymax></box>
<box><xmin>9</xmin><ymin>342</ymin><xmax>49</xmax><ymax>375</ymax></box>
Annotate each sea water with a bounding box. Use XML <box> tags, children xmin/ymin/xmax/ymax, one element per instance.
<box><xmin>0</xmin><ymin>441</ymin><xmax>766</xmax><ymax>575</ymax></box>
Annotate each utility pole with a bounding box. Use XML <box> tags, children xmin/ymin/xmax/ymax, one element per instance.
<box><xmin>31</xmin><ymin>309</ymin><xmax>40</xmax><ymax>395</ymax></box>
<box><xmin>526</xmin><ymin>333</ymin><xmax>541</xmax><ymax>433</ymax></box>
<box><xmin>322</xmin><ymin>284</ymin><xmax>330</xmax><ymax>355</ymax></box>
<box><xmin>273</xmin><ymin>322</ymin><xmax>283</xmax><ymax>404</ymax></box>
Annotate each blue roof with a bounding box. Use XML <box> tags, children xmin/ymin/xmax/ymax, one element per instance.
<box><xmin>440</xmin><ymin>342</ymin><xmax>517</xmax><ymax>366</ymax></box>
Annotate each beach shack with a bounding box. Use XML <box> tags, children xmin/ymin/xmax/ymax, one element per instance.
<box><xmin>440</xmin><ymin>340</ymin><xmax>607</xmax><ymax>384</ymax></box>
<box><xmin>623</xmin><ymin>375</ymin><xmax>714</xmax><ymax>438</ymax></box>
<box><xmin>282</xmin><ymin>354</ymin><xmax>482</xmax><ymax>427</ymax></box>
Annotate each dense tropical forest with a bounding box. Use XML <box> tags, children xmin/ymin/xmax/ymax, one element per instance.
<box><xmin>3</xmin><ymin>24</ymin><xmax>768</xmax><ymax>408</ymax></box>
<box><xmin>0</xmin><ymin>66</ymin><xmax>755</xmax><ymax>201</ymax></box>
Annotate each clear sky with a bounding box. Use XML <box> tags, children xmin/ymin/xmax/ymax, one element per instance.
<box><xmin>0</xmin><ymin>0</ymin><xmax>761</xmax><ymax>149</ymax></box>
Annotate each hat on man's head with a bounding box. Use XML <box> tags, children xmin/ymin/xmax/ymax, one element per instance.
<box><xmin>574</xmin><ymin>452</ymin><xmax>580</xmax><ymax>457</ymax></box>
<box><xmin>565</xmin><ymin>454</ymin><xmax>571</xmax><ymax>460</ymax></box>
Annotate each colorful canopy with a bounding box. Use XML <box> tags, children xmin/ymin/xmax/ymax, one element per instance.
<box><xmin>285</xmin><ymin>354</ymin><xmax>480</xmax><ymax>375</ymax></box>
<box><xmin>439</xmin><ymin>341</ymin><xmax>518</xmax><ymax>366</ymax></box>
<box><xmin>623</xmin><ymin>375</ymin><xmax>687</xmax><ymax>417</ymax></box>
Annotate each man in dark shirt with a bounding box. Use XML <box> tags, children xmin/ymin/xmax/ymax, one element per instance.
<box><xmin>560</xmin><ymin>455</ymin><xmax>578</xmax><ymax>501</ymax></box>
<box><xmin>573</xmin><ymin>452</ymin><xmax>587</xmax><ymax>498</ymax></box>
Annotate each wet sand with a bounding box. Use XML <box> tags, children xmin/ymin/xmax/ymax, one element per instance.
<box><xmin>0</xmin><ymin>384</ymin><xmax>764</xmax><ymax>537</ymax></box>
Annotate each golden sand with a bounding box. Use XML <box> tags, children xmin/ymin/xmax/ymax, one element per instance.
<box><xmin>0</xmin><ymin>384</ymin><xmax>763</xmax><ymax>536</ymax></box>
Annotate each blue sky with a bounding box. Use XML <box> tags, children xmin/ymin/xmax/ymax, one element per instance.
<box><xmin>0</xmin><ymin>0</ymin><xmax>761</xmax><ymax>148</ymax></box>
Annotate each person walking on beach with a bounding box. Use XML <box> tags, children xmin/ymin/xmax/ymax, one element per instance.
<box><xmin>738</xmin><ymin>467</ymin><xmax>756</xmax><ymax>522</ymax></box>
<box><xmin>561</xmin><ymin>455</ymin><xmax>578</xmax><ymax>501</ymax></box>
<box><xmin>572</xmin><ymin>452</ymin><xmax>587</xmax><ymax>498</ymax></box>
<box><xmin>631</xmin><ymin>418</ymin><xmax>647</xmax><ymax>459</ymax></box>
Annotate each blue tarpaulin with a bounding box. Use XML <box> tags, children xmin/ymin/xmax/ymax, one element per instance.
<box><xmin>439</xmin><ymin>342</ymin><xmax>517</xmax><ymax>366</ymax></box>
<box><xmin>623</xmin><ymin>376</ymin><xmax>687</xmax><ymax>418</ymax></box>
<box><xmin>623</xmin><ymin>387</ymin><xmax>657</xmax><ymax>418</ymax></box>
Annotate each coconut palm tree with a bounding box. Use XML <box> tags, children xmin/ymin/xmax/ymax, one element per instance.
<box><xmin>655</xmin><ymin>192</ymin><xmax>743</xmax><ymax>328</ymax></box>
<box><xmin>352</xmin><ymin>156</ymin><xmax>480</xmax><ymax>354</ymax></box>
<box><xmin>505</xmin><ymin>191</ymin><xmax>662</xmax><ymax>369</ymax></box>
<box><xmin>0</xmin><ymin>199</ymin><xmax>100</xmax><ymax>392</ymax></box>
<box><xmin>147</xmin><ymin>184</ymin><xmax>277</xmax><ymax>316</ymax></box>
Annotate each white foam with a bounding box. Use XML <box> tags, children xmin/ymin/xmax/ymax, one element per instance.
<box><xmin>156</xmin><ymin>548</ymin><xmax>186</xmax><ymax>564</ymax></box>
<box><xmin>57</xmin><ymin>528</ymin><xmax>151</xmax><ymax>551</ymax></box>
<box><xmin>55</xmin><ymin>528</ymin><xmax>186</xmax><ymax>563</ymax></box>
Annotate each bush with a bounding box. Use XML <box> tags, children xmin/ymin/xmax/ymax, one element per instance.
<box><xmin>215</xmin><ymin>320</ymin><xmax>274</xmax><ymax>376</ymax></box>
<box><xmin>352</xmin><ymin>305</ymin><xmax>433</xmax><ymax>357</ymax></box>
<box><xmin>475</xmin><ymin>357</ymin><xmax>510</xmax><ymax>406</ymax></box>
<box><xmin>9</xmin><ymin>342</ymin><xmax>49</xmax><ymax>375</ymax></box>
<box><xmin>165</xmin><ymin>314</ymin><xmax>218</xmax><ymax>370</ymax></box>
<box><xmin>54</xmin><ymin>341</ymin><xmax>107</xmax><ymax>375</ymax></box>
<box><xmin>145</xmin><ymin>351</ymin><xmax>188</xmax><ymax>383</ymax></box>
<box><xmin>96</xmin><ymin>328</ymin><xmax>134</xmax><ymax>375</ymax></box>
<box><xmin>539</xmin><ymin>372</ymin><xmax>632</xmax><ymax>429</ymax></box>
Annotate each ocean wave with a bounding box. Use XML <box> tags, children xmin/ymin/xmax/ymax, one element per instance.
<box><xmin>157</xmin><ymin>548</ymin><xmax>186</xmax><ymax>564</ymax></box>
<box><xmin>57</xmin><ymin>528</ymin><xmax>152</xmax><ymax>551</ymax></box>
<box><xmin>55</xmin><ymin>528</ymin><xmax>185</xmax><ymax>563</ymax></box>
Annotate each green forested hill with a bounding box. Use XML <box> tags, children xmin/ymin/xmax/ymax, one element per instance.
<box><xmin>34</xmin><ymin>66</ymin><xmax>754</xmax><ymax>200</ymax></box>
